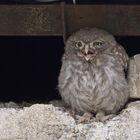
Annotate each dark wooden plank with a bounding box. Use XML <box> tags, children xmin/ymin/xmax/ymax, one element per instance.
<box><xmin>0</xmin><ymin>5</ymin><xmax>140</xmax><ymax>36</ymax></box>
<box><xmin>65</xmin><ymin>5</ymin><xmax>140</xmax><ymax>36</ymax></box>
<box><xmin>0</xmin><ymin>5</ymin><xmax>62</xmax><ymax>35</ymax></box>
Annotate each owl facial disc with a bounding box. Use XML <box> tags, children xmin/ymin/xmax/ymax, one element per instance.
<box><xmin>80</xmin><ymin>45</ymin><xmax>97</xmax><ymax>62</ymax></box>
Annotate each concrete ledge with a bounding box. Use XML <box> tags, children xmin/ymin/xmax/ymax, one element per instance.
<box><xmin>0</xmin><ymin>101</ymin><xmax>140</xmax><ymax>140</ymax></box>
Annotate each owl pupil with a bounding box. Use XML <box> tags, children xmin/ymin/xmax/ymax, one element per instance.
<box><xmin>75</xmin><ymin>42</ymin><xmax>82</xmax><ymax>48</ymax></box>
<box><xmin>93</xmin><ymin>41</ymin><xmax>103</xmax><ymax>47</ymax></box>
<box><xmin>78</xmin><ymin>42</ymin><xmax>82</xmax><ymax>46</ymax></box>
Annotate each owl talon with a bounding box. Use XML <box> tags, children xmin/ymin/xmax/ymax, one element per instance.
<box><xmin>78</xmin><ymin>112</ymin><xmax>92</xmax><ymax>123</ymax></box>
<box><xmin>96</xmin><ymin>111</ymin><xmax>115</xmax><ymax>122</ymax></box>
<box><xmin>69</xmin><ymin>109</ymin><xmax>77</xmax><ymax>119</ymax></box>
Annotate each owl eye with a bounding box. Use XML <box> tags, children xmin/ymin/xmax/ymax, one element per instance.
<box><xmin>92</xmin><ymin>41</ymin><xmax>104</xmax><ymax>48</ymax></box>
<box><xmin>75</xmin><ymin>41</ymin><xmax>83</xmax><ymax>48</ymax></box>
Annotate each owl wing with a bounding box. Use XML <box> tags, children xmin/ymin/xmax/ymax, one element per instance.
<box><xmin>58</xmin><ymin>55</ymin><xmax>72</xmax><ymax>90</ymax></box>
<box><xmin>111</xmin><ymin>45</ymin><xmax>129</xmax><ymax>71</ymax></box>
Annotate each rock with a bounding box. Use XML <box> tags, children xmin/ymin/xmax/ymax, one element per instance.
<box><xmin>5</xmin><ymin>101</ymin><xmax>19</xmax><ymax>108</ymax></box>
<box><xmin>128</xmin><ymin>54</ymin><xmax>140</xmax><ymax>99</ymax></box>
<box><xmin>0</xmin><ymin>102</ymin><xmax>5</xmax><ymax>108</ymax></box>
<box><xmin>19</xmin><ymin>101</ymin><xmax>33</xmax><ymax>108</ymax></box>
<box><xmin>0</xmin><ymin>101</ymin><xmax>19</xmax><ymax>108</ymax></box>
<box><xmin>49</xmin><ymin>100</ymin><xmax>66</xmax><ymax>107</ymax></box>
<box><xmin>0</xmin><ymin>104</ymin><xmax>75</xmax><ymax>140</ymax></box>
<box><xmin>0</xmin><ymin>102</ymin><xmax>140</xmax><ymax>140</ymax></box>
<box><xmin>0</xmin><ymin>101</ymin><xmax>32</xmax><ymax>108</ymax></box>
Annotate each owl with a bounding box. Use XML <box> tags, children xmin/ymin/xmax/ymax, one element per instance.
<box><xmin>58</xmin><ymin>28</ymin><xmax>129</xmax><ymax>122</ymax></box>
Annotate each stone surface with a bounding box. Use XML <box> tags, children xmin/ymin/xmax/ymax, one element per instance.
<box><xmin>128</xmin><ymin>54</ymin><xmax>140</xmax><ymax>98</ymax></box>
<box><xmin>0</xmin><ymin>101</ymin><xmax>32</xmax><ymax>108</ymax></box>
<box><xmin>0</xmin><ymin>101</ymin><xmax>140</xmax><ymax>140</ymax></box>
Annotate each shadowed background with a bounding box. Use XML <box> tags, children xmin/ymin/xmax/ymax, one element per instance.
<box><xmin>0</xmin><ymin>0</ymin><xmax>140</xmax><ymax>102</ymax></box>
<box><xmin>0</xmin><ymin>36</ymin><xmax>140</xmax><ymax>102</ymax></box>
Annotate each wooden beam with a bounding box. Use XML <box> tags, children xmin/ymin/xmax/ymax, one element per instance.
<box><xmin>0</xmin><ymin>5</ymin><xmax>62</xmax><ymax>36</ymax></box>
<box><xmin>0</xmin><ymin>5</ymin><xmax>140</xmax><ymax>36</ymax></box>
<box><xmin>66</xmin><ymin>5</ymin><xmax>140</xmax><ymax>36</ymax></box>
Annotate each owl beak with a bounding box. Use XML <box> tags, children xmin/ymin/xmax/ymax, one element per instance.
<box><xmin>85</xmin><ymin>45</ymin><xmax>89</xmax><ymax>55</ymax></box>
<box><xmin>82</xmin><ymin>46</ymin><xmax>96</xmax><ymax>61</ymax></box>
<box><xmin>84</xmin><ymin>55</ymin><xmax>91</xmax><ymax>61</ymax></box>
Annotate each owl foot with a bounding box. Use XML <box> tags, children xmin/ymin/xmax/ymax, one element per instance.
<box><xmin>78</xmin><ymin>112</ymin><xmax>92</xmax><ymax>123</ymax></box>
<box><xmin>95</xmin><ymin>111</ymin><xmax>115</xmax><ymax>122</ymax></box>
<box><xmin>69</xmin><ymin>109</ymin><xmax>77</xmax><ymax>119</ymax></box>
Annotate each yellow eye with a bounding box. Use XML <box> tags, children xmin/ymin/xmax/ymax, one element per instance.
<box><xmin>75</xmin><ymin>41</ymin><xmax>83</xmax><ymax>48</ymax></box>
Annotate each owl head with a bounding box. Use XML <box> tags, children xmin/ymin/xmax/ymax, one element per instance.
<box><xmin>65</xmin><ymin>28</ymin><xmax>117</xmax><ymax>62</ymax></box>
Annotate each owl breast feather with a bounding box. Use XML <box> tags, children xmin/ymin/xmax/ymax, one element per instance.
<box><xmin>58</xmin><ymin>55</ymin><xmax>129</xmax><ymax>114</ymax></box>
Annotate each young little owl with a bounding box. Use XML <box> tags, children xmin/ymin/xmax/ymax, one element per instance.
<box><xmin>58</xmin><ymin>28</ymin><xmax>129</xmax><ymax>122</ymax></box>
